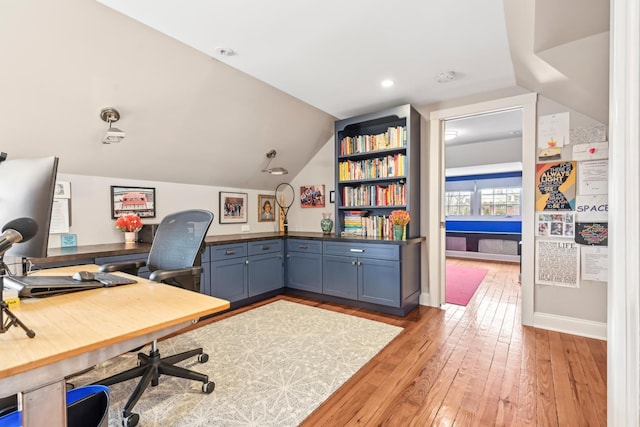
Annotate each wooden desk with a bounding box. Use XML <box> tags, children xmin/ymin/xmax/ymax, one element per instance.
<box><xmin>0</xmin><ymin>265</ymin><xmax>230</xmax><ymax>427</ymax></box>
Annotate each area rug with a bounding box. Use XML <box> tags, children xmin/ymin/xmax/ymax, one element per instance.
<box><xmin>73</xmin><ymin>300</ymin><xmax>402</xmax><ymax>427</ymax></box>
<box><xmin>445</xmin><ymin>264</ymin><xmax>488</xmax><ymax>306</ymax></box>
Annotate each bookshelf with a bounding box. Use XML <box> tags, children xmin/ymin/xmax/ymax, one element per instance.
<box><xmin>334</xmin><ymin>104</ymin><xmax>421</xmax><ymax>238</ymax></box>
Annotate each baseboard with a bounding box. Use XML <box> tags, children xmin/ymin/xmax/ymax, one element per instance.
<box><xmin>446</xmin><ymin>250</ymin><xmax>520</xmax><ymax>263</ymax></box>
<box><xmin>533</xmin><ymin>312</ymin><xmax>607</xmax><ymax>340</ymax></box>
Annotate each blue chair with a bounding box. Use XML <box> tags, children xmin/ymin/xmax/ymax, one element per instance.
<box><xmin>0</xmin><ymin>385</ymin><xmax>109</xmax><ymax>427</ymax></box>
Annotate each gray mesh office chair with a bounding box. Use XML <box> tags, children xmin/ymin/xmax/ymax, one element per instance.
<box><xmin>94</xmin><ymin>209</ymin><xmax>214</xmax><ymax>427</ymax></box>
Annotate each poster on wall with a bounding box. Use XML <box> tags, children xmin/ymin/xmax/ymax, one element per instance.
<box><xmin>535</xmin><ymin>161</ymin><xmax>577</xmax><ymax>211</ymax></box>
<box><xmin>535</xmin><ymin>240</ymin><xmax>579</xmax><ymax>287</ymax></box>
<box><xmin>575</xmin><ymin>195</ymin><xmax>608</xmax><ymax>222</ymax></box>
<box><xmin>581</xmin><ymin>246</ymin><xmax>608</xmax><ymax>282</ymax></box>
<box><xmin>536</xmin><ymin>211</ymin><xmax>575</xmax><ymax>237</ymax></box>
<box><xmin>575</xmin><ymin>222</ymin><xmax>608</xmax><ymax>246</ymax></box>
<box><xmin>578</xmin><ymin>159</ymin><xmax>608</xmax><ymax>195</ymax></box>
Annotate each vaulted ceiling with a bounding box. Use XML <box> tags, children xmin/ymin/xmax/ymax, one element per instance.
<box><xmin>0</xmin><ymin>0</ymin><xmax>609</xmax><ymax>189</ymax></box>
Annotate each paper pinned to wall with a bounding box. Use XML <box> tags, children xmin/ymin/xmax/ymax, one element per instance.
<box><xmin>581</xmin><ymin>246</ymin><xmax>608</xmax><ymax>282</ymax></box>
<box><xmin>578</xmin><ymin>160</ymin><xmax>608</xmax><ymax>195</ymax></box>
<box><xmin>49</xmin><ymin>198</ymin><xmax>70</xmax><ymax>234</ymax></box>
<box><xmin>575</xmin><ymin>195</ymin><xmax>608</xmax><ymax>222</ymax></box>
<box><xmin>535</xmin><ymin>239</ymin><xmax>579</xmax><ymax>287</ymax></box>
<box><xmin>538</xmin><ymin>112</ymin><xmax>570</xmax><ymax>148</ymax></box>
<box><xmin>573</xmin><ymin>141</ymin><xmax>609</xmax><ymax>161</ymax></box>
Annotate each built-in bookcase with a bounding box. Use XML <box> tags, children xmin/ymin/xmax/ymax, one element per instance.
<box><xmin>334</xmin><ymin>104</ymin><xmax>421</xmax><ymax>238</ymax></box>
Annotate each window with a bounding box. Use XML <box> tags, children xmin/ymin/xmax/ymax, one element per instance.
<box><xmin>480</xmin><ymin>187</ymin><xmax>521</xmax><ymax>216</ymax></box>
<box><xmin>445</xmin><ymin>191</ymin><xmax>473</xmax><ymax>216</ymax></box>
<box><xmin>445</xmin><ymin>173</ymin><xmax>522</xmax><ymax>218</ymax></box>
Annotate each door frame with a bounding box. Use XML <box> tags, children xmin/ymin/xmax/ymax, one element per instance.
<box><xmin>426</xmin><ymin>93</ymin><xmax>537</xmax><ymax>326</ymax></box>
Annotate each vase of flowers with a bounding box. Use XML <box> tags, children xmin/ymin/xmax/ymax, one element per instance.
<box><xmin>115</xmin><ymin>214</ymin><xmax>143</xmax><ymax>244</ymax></box>
<box><xmin>389</xmin><ymin>210</ymin><xmax>411</xmax><ymax>240</ymax></box>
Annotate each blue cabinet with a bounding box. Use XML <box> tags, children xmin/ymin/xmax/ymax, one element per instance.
<box><xmin>322</xmin><ymin>241</ymin><xmax>404</xmax><ymax>308</ymax></box>
<box><xmin>208</xmin><ymin>239</ymin><xmax>283</xmax><ymax>303</ymax></box>
<box><xmin>286</xmin><ymin>239</ymin><xmax>323</xmax><ymax>293</ymax></box>
<box><xmin>210</xmin><ymin>242</ymin><xmax>249</xmax><ymax>302</ymax></box>
<box><xmin>247</xmin><ymin>240</ymin><xmax>284</xmax><ymax>296</ymax></box>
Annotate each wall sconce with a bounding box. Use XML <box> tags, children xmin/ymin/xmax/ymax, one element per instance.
<box><xmin>261</xmin><ymin>149</ymin><xmax>288</xmax><ymax>175</ymax></box>
<box><xmin>100</xmin><ymin>107</ymin><xmax>126</xmax><ymax>144</ymax></box>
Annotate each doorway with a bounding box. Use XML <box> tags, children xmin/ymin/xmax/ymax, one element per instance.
<box><xmin>426</xmin><ymin>93</ymin><xmax>537</xmax><ymax>326</ymax></box>
<box><xmin>443</xmin><ymin>109</ymin><xmax>523</xmax><ymax>305</ymax></box>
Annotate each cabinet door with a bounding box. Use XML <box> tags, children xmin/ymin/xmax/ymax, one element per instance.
<box><xmin>286</xmin><ymin>251</ymin><xmax>322</xmax><ymax>293</ymax></box>
<box><xmin>358</xmin><ymin>258</ymin><xmax>401</xmax><ymax>307</ymax></box>
<box><xmin>322</xmin><ymin>255</ymin><xmax>357</xmax><ymax>299</ymax></box>
<box><xmin>211</xmin><ymin>257</ymin><xmax>248</xmax><ymax>302</ymax></box>
<box><xmin>248</xmin><ymin>252</ymin><xmax>283</xmax><ymax>297</ymax></box>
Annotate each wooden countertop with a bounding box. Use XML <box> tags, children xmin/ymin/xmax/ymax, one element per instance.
<box><xmin>29</xmin><ymin>232</ymin><xmax>425</xmax><ymax>264</ymax></box>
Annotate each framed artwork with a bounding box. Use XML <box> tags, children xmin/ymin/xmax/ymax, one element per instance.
<box><xmin>111</xmin><ymin>185</ymin><xmax>156</xmax><ymax>219</ymax></box>
<box><xmin>220</xmin><ymin>191</ymin><xmax>248</xmax><ymax>223</ymax></box>
<box><xmin>329</xmin><ymin>190</ymin><xmax>335</xmax><ymax>204</ymax></box>
<box><xmin>258</xmin><ymin>194</ymin><xmax>276</xmax><ymax>222</ymax></box>
<box><xmin>300</xmin><ymin>184</ymin><xmax>325</xmax><ymax>208</ymax></box>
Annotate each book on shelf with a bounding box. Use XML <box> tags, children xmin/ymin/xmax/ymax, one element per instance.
<box><xmin>339</xmin><ymin>126</ymin><xmax>407</xmax><ymax>155</ymax></box>
<box><xmin>341</xmin><ymin>182</ymin><xmax>405</xmax><ymax>207</ymax></box>
<box><xmin>338</xmin><ymin>154</ymin><xmax>406</xmax><ymax>181</ymax></box>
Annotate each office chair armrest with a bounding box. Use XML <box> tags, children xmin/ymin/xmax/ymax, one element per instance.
<box><xmin>149</xmin><ymin>266</ymin><xmax>203</xmax><ymax>283</ymax></box>
<box><xmin>99</xmin><ymin>260</ymin><xmax>147</xmax><ymax>276</ymax></box>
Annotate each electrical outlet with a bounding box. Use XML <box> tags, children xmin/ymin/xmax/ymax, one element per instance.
<box><xmin>241</xmin><ymin>225</ymin><xmax>250</xmax><ymax>232</ymax></box>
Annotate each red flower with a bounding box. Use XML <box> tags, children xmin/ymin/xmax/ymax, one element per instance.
<box><xmin>115</xmin><ymin>214</ymin><xmax>143</xmax><ymax>232</ymax></box>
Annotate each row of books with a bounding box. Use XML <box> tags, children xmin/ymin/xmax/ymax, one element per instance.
<box><xmin>339</xmin><ymin>126</ymin><xmax>407</xmax><ymax>155</ymax></box>
<box><xmin>341</xmin><ymin>211</ymin><xmax>405</xmax><ymax>239</ymax></box>
<box><xmin>342</xmin><ymin>183</ymin><xmax>406</xmax><ymax>207</ymax></box>
<box><xmin>338</xmin><ymin>154</ymin><xmax>406</xmax><ymax>181</ymax></box>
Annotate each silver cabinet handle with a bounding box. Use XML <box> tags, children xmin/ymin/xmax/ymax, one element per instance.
<box><xmin>352</xmin><ymin>260</ymin><xmax>357</xmax><ymax>266</ymax></box>
<box><xmin>299</xmin><ymin>244</ymin><xmax>309</xmax><ymax>249</ymax></box>
<box><xmin>245</xmin><ymin>259</ymin><xmax>249</xmax><ymax>265</ymax></box>
<box><xmin>225</xmin><ymin>250</ymin><xmax>236</xmax><ymax>255</ymax></box>
<box><xmin>262</xmin><ymin>245</ymin><xmax>270</xmax><ymax>250</ymax></box>
<box><xmin>286</xmin><ymin>254</ymin><xmax>291</xmax><ymax>259</ymax></box>
<box><xmin>350</xmin><ymin>248</ymin><xmax>364</xmax><ymax>253</ymax></box>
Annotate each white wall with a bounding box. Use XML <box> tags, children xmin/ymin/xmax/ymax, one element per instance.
<box><xmin>445</xmin><ymin>137</ymin><xmax>522</xmax><ymax>168</ymax></box>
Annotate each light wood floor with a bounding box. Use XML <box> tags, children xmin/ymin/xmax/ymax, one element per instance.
<box><xmin>200</xmin><ymin>258</ymin><xmax>607</xmax><ymax>426</ymax></box>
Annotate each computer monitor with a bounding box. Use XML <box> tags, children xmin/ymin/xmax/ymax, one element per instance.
<box><xmin>0</xmin><ymin>155</ymin><xmax>59</xmax><ymax>258</ymax></box>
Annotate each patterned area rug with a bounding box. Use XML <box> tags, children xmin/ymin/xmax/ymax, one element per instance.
<box><xmin>73</xmin><ymin>300</ymin><xmax>402</xmax><ymax>427</ymax></box>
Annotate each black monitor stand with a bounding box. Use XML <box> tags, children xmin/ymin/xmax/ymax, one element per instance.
<box><xmin>0</xmin><ymin>257</ymin><xmax>35</xmax><ymax>338</ymax></box>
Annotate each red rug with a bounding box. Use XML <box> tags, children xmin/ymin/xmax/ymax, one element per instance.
<box><xmin>446</xmin><ymin>265</ymin><xmax>488</xmax><ymax>306</ymax></box>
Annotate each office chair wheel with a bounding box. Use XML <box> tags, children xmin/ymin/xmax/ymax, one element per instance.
<box><xmin>203</xmin><ymin>381</ymin><xmax>215</xmax><ymax>394</ymax></box>
<box><xmin>123</xmin><ymin>412</ymin><xmax>139</xmax><ymax>427</ymax></box>
<box><xmin>198</xmin><ymin>353</ymin><xmax>209</xmax><ymax>363</ymax></box>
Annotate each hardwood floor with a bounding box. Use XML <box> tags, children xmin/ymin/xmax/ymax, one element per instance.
<box><xmin>199</xmin><ymin>258</ymin><xmax>607</xmax><ymax>426</ymax></box>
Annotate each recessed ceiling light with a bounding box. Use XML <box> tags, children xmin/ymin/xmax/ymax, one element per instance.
<box><xmin>381</xmin><ymin>79</ymin><xmax>395</xmax><ymax>88</ymax></box>
<box><xmin>435</xmin><ymin>71</ymin><xmax>456</xmax><ymax>83</ymax></box>
<box><xmin>215</xmin><ymin>47</ymin><xmax>235</xmax><ymax>56</ymax></box>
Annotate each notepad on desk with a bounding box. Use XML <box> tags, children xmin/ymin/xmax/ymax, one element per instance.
<box><xmin>4</xmin><ymin>273</ymin><xmax>137</xmax><ymax>298</ymax></box>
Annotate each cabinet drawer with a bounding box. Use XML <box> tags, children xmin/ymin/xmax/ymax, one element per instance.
<box><xmin>322</xmin><ymin>241</ymin><xmax>399</xmax><ymax>260</ymax></box>
<box><xmin>211</xmin><ymin>243</ymin><xmax>247</xmax><ymax>261</ymax></box>
<box><xmin>286</xmin><ymin>239</ymin><xmax>322</xmax><ymax>254</ymax></box>
<box><xmin>248</xmin><ymin>239</ymin><xmax>282</xmax><ymax>256</ymax></box>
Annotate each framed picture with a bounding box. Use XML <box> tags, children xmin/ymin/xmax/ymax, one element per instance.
<box><xmin>329</xmin><ymin>190</ymin><xmax>335</xmax><ymax>204</ymax></box>
<box><xmin>258</xmin><ymin>194</ymin><xmax>276</xmax><ymax>222</ymax></box>
<box><xmin>220</xmin><ymin>191</ymin><xmax>248</xmax><ymax>223</ymax></box>
<box><xmin>111</xmin><ymin>185</ymin><xmax>156</xmax><ymax>219</ymax></box>
<box><xmin>300</xmin><ymin>184</ymin><xmax>325</xmax><ymax>208</ymax></box>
